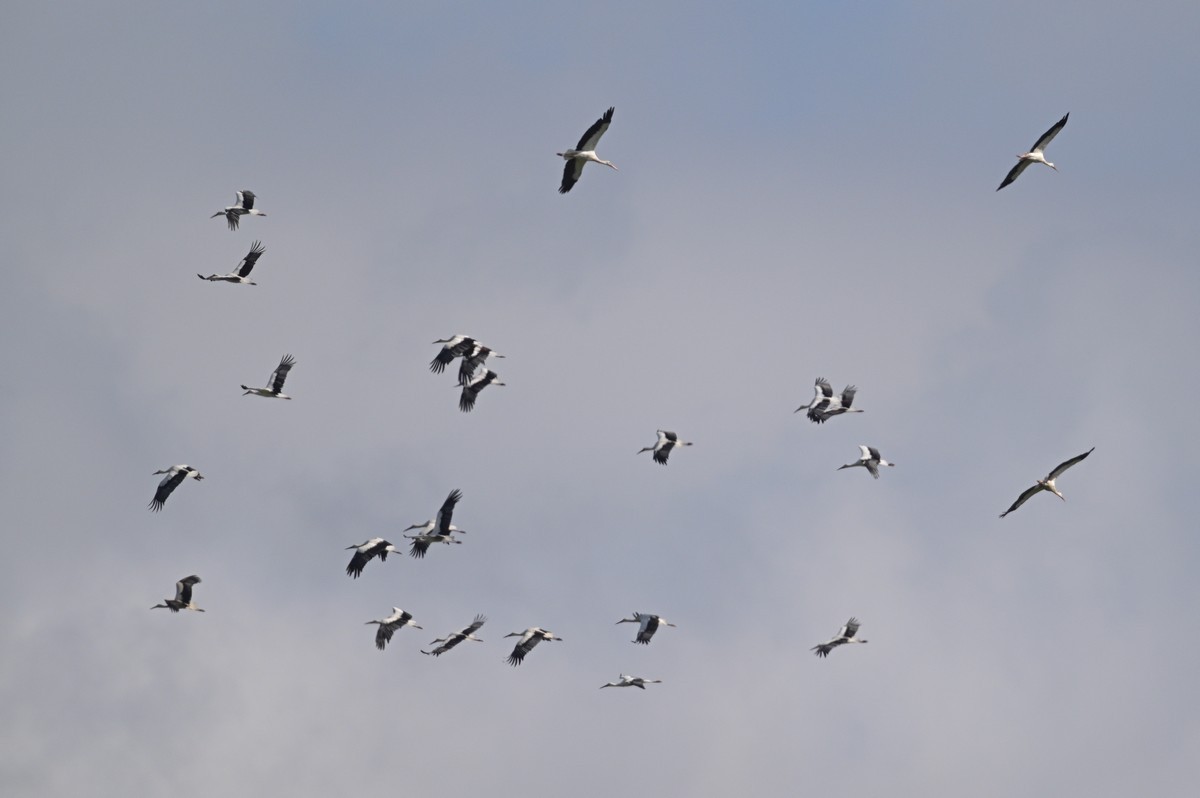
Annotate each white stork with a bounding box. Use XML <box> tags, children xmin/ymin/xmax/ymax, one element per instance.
<box><xmin>430</xmin><ymin>335</ymin><xmax>476</xmax><ymax>374</ymax></box>
<box><xmin>459</xmin><ymin>369</ymin><xmax>505</xmax><ymax>413</ymax></box>
<box><xmin>616</xmin><ymin>612</ymin><xmax>676</xmax><ymax>645</ymax></box>
<box><xmin>457</xmin><ymin>343</ymin><xmax>505</xmax><ymax>386</ymax></box>
<box><xmin>838</xmin><ymin>445</ymin><xmax>895</xmax><ymax>479</ymax></box>
<box><xmin>152</xmin><ymin>575</ymin><xmax>204</xmax><ymax>613</ymax></box>
<box><xmin>344</xmin><ymin>538</ymin><xmax>401</xmax><ymax>579</ymax></box>
<box><xmin>504</xmin><ymin>627</ymin><xmax>562</xmax><ymax>666</ymax></box>
<box><xmin>1000</xmin><ymin>447</ymin><xmax>1094</xmax><ymax>518</ymax></box>
<box><xmin>637</xmin><ymin>430</ymin><xmax>692</xmax><ymax>465</ymax></box>
<box><xmin>366</xmin><ymin>608</ymin><xmax>422</xmax><ymax>651</ymax></box>
<box><xmin>148</xmin><ymin>465</ymin><xmax>203</xmax><ymax>512</ymax></box>
<box><xmin>795</xmin><ymin>378</ymin><xmax>863</xmax><ymax>423</ymax></box>
<box><xmin>812</xmin><ymin>617</ymin><xmax>868</xmax><ymax>658</ymax></box>
<box><xmin>558</xmin><ymin>107</ymin><xmax>617</xmax><ymax>194</ymax></box>
<box><xmin>997</xmin><ymin>113</ymin><xmax>1069</xmax><ymax>191</ymax></box>
<box><xmin>600</xmin><ymin>674</ymin><xmax>663</xmax><ymax>690</ymax></box>
<box><xmin>241</xmin><ymin>354</ymin><xmax>296</xmax><ymax>399</ymax></box>
<box><xmin>198</xmin><ymin>240</ymin><xmax>265</xmax><ymax>284</ymax></box>
<box><xmin>211</xmin><ymin>190</ymin><xmax>266</xmax><ymax>230</ymax></box>
<box><xmin>422</xmin><ymin>615</ymin><xmax>487</xmax><ymax>657</ymax></box>
<box><xmin>404</xmin><ymin>489</ymin><xmax>466</xmax><ymax>558</ymax></box>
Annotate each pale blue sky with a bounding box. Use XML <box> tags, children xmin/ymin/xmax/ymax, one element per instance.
<box><xmin>3</xmin><ymin>3</ymin><xmax>1199</xmax><ymax>796</ymax></box>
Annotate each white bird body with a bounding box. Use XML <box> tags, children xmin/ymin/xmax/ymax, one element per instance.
<box><xmin>601</xmin><ymin>674</ymin><xmax>662</xmax><ymax>690</ymax></box>
<box><xmin>504</xmin><ymin>627</ymin><xmax>562</xmax><ymax>666</ymax></box>
<box><xmin>812</xmin><ymin>617</ymin><xmax>867</xmax><ymax>658</ymax></box>
<box><xmin>796</xmin><ymin>378</ymin><xmax>863</xmax><ymax>423</ymax></box>
<box><xmin>404</xmin><ymin>489</ymin><xmax>466</xmax><ymax>558</ymax></box>
<box><xmin>616</xmin><ymin>612</ymin><xmax>676</xmax><ymax>645</ymax></box>
<box><xmin>344</xmin><ymin>537</ymin><xmax>400</xmax><ymax>578</ymax></box>
<box><xmin>149</xmin><ymin>465</ymin><xmax>203</xmax><ymax>512</ymax></box>
<box><xmin>458</xmin><ymin>369</ymin><xmax>505</xmax><ymax>413</ymax></box>
<box><xmin>366</xmin><ymin>608</ymin><xmax>422</xmax><ymax>651</ymax></box>
<box><xmin>198</xmin><ymin>240</ymin><xmax>265</xmax><ymax>284</ymax></box>
<box><xmin>152</xmin><ymin>575</ymin><xmax>204</xmax><ymax>612</ymax></box>
<box><xmin>458</xmin><ymin>343</ymin><xmax>505</xmax><ymax>386</ymax></box>
<box><xmin>1000</xmin><ymin>447</ymin><xmax>1094</xmax><ymax>518</ymax></box>
<box><xmin>423</xmin><ymin>615</ymin><xmax>487</xmax><ymax>657</ymax></box>
<box><xmin>558</xmin><ymin>107</ymin><xmax>617</xmax><ymax>193</ymax></box>
<box><xmin>638</xmin><ymin>430</ymin><xmax>692</xmax><ymax>466</ymax></box>
<box><xmin>997</xmin><ymin>114</ymin><xmax>1069</xmax><ymax>191</ymax></box>
<box><xmin>211</xmin><ymin>190</ymin><xmax>266</xmax><ymax>230</ymax></box>
<box><xmin>430</xmin><ymin>335</ymin><xmax>477</xmax><ymax>374</ymax></box>
<box><xmin>242</xmin><ymin>354</ymin><xmax>296</xmax><ymax>399</ymax></box>
<box><xmin>838</xmin><ymin>445</ymin><xmax>894</xmax><ymax>479</ymax></box>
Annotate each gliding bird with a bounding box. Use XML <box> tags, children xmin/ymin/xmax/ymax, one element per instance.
<box><xmin>812</xmin><ymin>617</ymin><xmax>868</xmax><ymax>658</ymax></box>
<box><xmin>558</xmin><ymin>107</ymin><xmax>617</xmax><ymax>194</ymax></box>
<box><xmin>242</xmin><ymin>354</ymin><xmax>296</xmax><ymax>399</ymax></box>
<box><xmin>504</xmin><ymin>627</ymin><xmax>562</xmax><ymax>666</ymax></box>
<box><xmin>211</xmin><ymin>190</ymin><xmax>266</xmax><ymax>230</ymax></box>
<box><xmin>366</xmin><ymin>608</ymin><xmax>422</xmax><ymax>651</ymax></box>
<box><xmin>838</xmin><ymin>445</ymin><xmax>894</xmax><ymax>479</ymax></box>
<box><xmin>422</xmin><ymin>615</ymin><xmax>487</xmax><ymax>657</ymax></box>
<box><xmin>997</xmin><ymin>113</ymin><xmax>1069</xmax><ymax>191</ymax></box>
<box><xmin>198</xmin><ymin>241</ymin><xmax>264</xmax><ymax>284</ymax></box>
<box><xmin>151</xmin><ymin>575</ymin><xmax>204</xmax><ymax>612</ymax></box>
<box><xmin>999</xmin><ymin>447</ymin><xmax>1094</xmax><ymax>518</ymax></box>
<box><xmin>600</xmin><ymin>674</ymin><xmax>662</xmax><ymax>690</ymax></box>
<box><xmin>344</xmin><ymin>538</ymin><xmax>401</xmax><ymax>579</ymax></box>
<box><xmin>616</xmin><ymin>612</ymin><xmax>676</xmax><ymax>645</ymax></box>
<box><xmin>149</xmin><ymin>465</ymin><xmax>203</xmax><ymax>512</ymax></box>
<box><xmin>638</xmin><ymin>430</ymin><xmax>692</xmax><ymax>465</ymax></box>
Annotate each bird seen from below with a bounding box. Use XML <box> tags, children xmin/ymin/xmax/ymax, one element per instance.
<box><xmin>211</xmin><ymin>190</ymin><xmax>266</xmax><ymax>230</ymax></box>
<box><xmin>148</xmin><ymin>465</ymin><xmax>203</xmax><ymax>512</ymax></box>
<box><xmin>997</xmin><ymin>113</ymin><xmax>1069</xmax><ymax>191</ymax></box>
<box><xmin>197</xmin><ymin>240</ymin><xmax>265</xmax><ymax>284</ymax></box>
<box><xmin>812</xmin><ymin>617</ymin><xmax>868</xmax><ymax>657</ymax></box>
<box><xmin>616</xmin><ymin>612</ymin><xmax>676</xmax><ymax>645</ymax></box>
<box><xmin>558</xmin><ymin>107</ymin><xmax>617</xmax><ymax>194</ymax></box>
<box><xmin>241</xmin><ymin>354</ymin><xmax>296</xmax><ymax>399</ymax></box>
<box><xmin>504</xmin><ymin>627</ymin><xmax>563</xmax><ymax>666</ymax></box>
<box><xmin>999</xmin><ymin>447</ymin><xmax>1094</xmax><ymax>518</ymax></box>
<box><xmin>366</xmin><ymin>608</ymin><xmax>422</xmax><ymax>651</ymax></box>
<box><xmin>344</xmin><ymin>538</ymin><xmax>401</xmax><ymax>579</ymax></box>
<box><xmin>422</xmin><ymin>615</ymin><xmax>487</xmax><ymax>657</ymax></box>
<box><xmin>838</xmin><ymin>445</ymin><xmax>894</xmax><ymax>479</ymax></box>
<box><xmin>638</xmin><ymin>430</ymin><xmax>692</xmax><ymax>465</ymax></box>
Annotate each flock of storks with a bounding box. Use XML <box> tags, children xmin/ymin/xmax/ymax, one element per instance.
<box><xmin>148</xmin><ymin>106</ymin><xmax>1093</xmax><ymax>681</ymax></box>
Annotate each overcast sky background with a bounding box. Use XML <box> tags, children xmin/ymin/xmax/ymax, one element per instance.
<box><xmin>3</xmin><ymin>2</ymin><xmax>1200</xmax><ymax>796</ymax></box>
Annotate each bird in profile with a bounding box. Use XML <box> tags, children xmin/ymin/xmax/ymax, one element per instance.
<box><xmin>558</xmin><ymin>107</ymin><xmax>618</xmax><ymax>194</ymax></box>
<box><xmin>404</xmin><ymin>489</ymin><xmax>466</xmax><ymax>558</ymax></box>
<box><xmin>999</xmin><ymin>447</ymin><xmax>1094</xmax><ymax>518</ymax></box>
<box><xmin>151</xmin><ymin>575</ymin><xmax>204</xmax><ymax>613</ymax></box>
<box><xmin>198</xmin><ymin>241</ymin><xmax>265</xmax><ymax>284</ymax></box>
<box><xmin>149</xmin><ymin>465</ymin><xmax>203</xmax><ymax>512</ymax></box>
<box><xmin>838</xmin><ymin>445</ymin><xmax>895</xmax><ymax>479</ymax></box>
<box><xmin>795</xmin><ymin>378</ymin><xmax>863</xmax><ymax>423</ymax></box>
<box><xmin>812</xmin><ymin>617</ymin><xmax>867</xmax><ymax>658</ymax></box>
<box><xmin>366</xmin><ymin>608</ymin><xmax>422</xmax><ymax>651</ymax></box>
<box><xmin>430</xmin><ymin>335</ymin><xmax>477</xmax><ymax>374</ymax></box>
<box><xmin>241</xmin><ymin>354</ymin><xmax>296</xmax><ymax>399</ymax></box>
<box><xmin>422</xmin><ymin>615</ymin><xmax>487</xmax><ymax>657</ymax></box>
<box><xmin>997</xmin><ymin>113</ymin><xmax>1069</xmax><ymax>191</ymax></box>
<box><xmin>458</xmin><ymin>369</ymin><xmax>505</xmax><ymax>413</ymax></box>
<box><xmin>211</xmin><ymin>190</ymin><xmax>266</xmax><ymax>230</ymax></box>
<box><xmin>615</xmin><ymin>612</ymin><xmax>676</xmax><ymax>645</ymax></box>
<box><xmin>600</xmin><ymin>674</ymin><xmax>662</xmax><ymax>690</ymax></box>
<box><xmin>638</xmin><ymin>430</ymin><xmax>692</xmax><ymax>465</ymax></box>
<box><xmin>457</xmin><ymin>343</ymin><xmax>505</xmax><ymax>386</ymax></box>
<box><xmin>504</xmin><ymin>627</ymin><xmax>562</xmax><ymax>666</ymax></box>
<box><xmin>344</xmin><ymin>538</ymin><xmax>401</xmax><ymax>578</ymax></box>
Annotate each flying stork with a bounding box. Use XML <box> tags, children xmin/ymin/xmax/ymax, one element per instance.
<box><xmin>198</xmin><ymin>241</ymin><xmax>265</xmax><ymax>284</ymax></box>
<box><xmin>812</xmin><ymin>617</ymin><xmax>868</xmax><ymax>658</ymax></box>
<box><xmin>997</xmin><ymin>113</ymin><xmax>1069</xmax><ymax>191</ymax></box>
<box><xmin>558</xmin><ymin>107</ymin><xmax>617</xmax><ymax>194</ymax></box>
<box><xmin>422</xmin><ymin>615</ymin><xmax>487</xmax><ymax>657</ymax></box>
<box><xmin>430</xmin><ymin>336</ymin><xmax>476</xmax><ymax>374</ymax></box>
<box><xmin>345</xmin><ymin>538</ymin><xmax>401</xmax><ymax>579</ymax></box>
<box><xmin>838</xmin><ymin>445</ymin><xmax>895</xmax><ymax>479</ymax></box>
<box><xmin>459</xmin><ymin>369</ymin><xmax>505</xmax><ymax>413</ymax></box>
<box><xmin>151</xmin><ymin>575</ymin><xmax>204</xmax><ymax>612</ymax></box>
<box><xmin>600</xmin><ymin>674</ymin><xmax>663</xmax><ymax>690</ymax></box>
<box><xmin>148</xmin><ymin>465</ymin><xmax>203</xmax><ymax>512</ymax></box>
<box><xmin>241</xmin><ymin>354</ymin><xmax>296</xmax><ymax>399</ymax></box>
<box><xmin>616</xmin><ymin>612</ymin><xmax>676</xmax><ymax>645</ymax></box>
<box><xmin>457</xmin><ymin>343</ymin><xmax>505</xmax><ymax>386</ymax></box>
<box><xmin>637</xmin><ymin>430</ymin><xmax>692</xmax><ymax>465</ymax></box>
<box><xmin>999</xmin><ymin>447</ymin><xmax>1094</xmax><ymax>518</ymax></box>
<box><xmin>504</xmin><ymin>627</ymin><xmax>563</xmax><ymax>666</ymax></box>
<box><xmin>366</xmin><ymin>608</ymin><xmax>422</xmax><ymax>651</ymax></box>
<box><xmin>404</xmin><ymin>489</ymin><xmax>466</xmax><ymax>558</ymax></box>
<box><xmin>795</xmin><ymin>378</ymin><xmax>863</xmax><ymax>423</ymax></box>
<box><xmin>211</xmin><ymin>190</ymin><xmax>266</xmax><ymax>230</ymax></box>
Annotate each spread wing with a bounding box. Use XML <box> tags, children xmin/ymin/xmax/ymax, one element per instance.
<box><xmin>1031</xmin><ymin>113</ymin><xmax>1069</xmax><ymax>152</ymax></box>
<box><xmin>345</xmin><ymin>550</ymin><xmax>371</xmax><ymax>578</ymax></box>
<box><xmin>575</xmin><ymin>107</ymin><xmax>614</xmax><ymax>151</ymax></box>
<box><xmin>997</xmin><ymin>158</ymin><xmax>1031</xmax><ymax>191</ymax></box>
<box><xmin>506</xmin><ymin>633</ymin><xmax>542</xmax><ymax>666</ymax></box>
<box><xmin>236</xmin><ymin>241</ymin><xmax>265</xmax><ymax>277</ymax></box>
<box><xmin>840</xmin><ymin>385</ymin><xmax>858</xmax><ymax>408</ymax></box>
<box><xmin>1000</xmin><ymin>483</ymin><xmax>1043</xmax><ymax>518</ymax></box>
<box><xmin>559</xmin><ymin>158</ymin><xmax>584</xmax><ymax>194</ymax></box>
<box><xmin>149</xmin><ymin>470</ymin><xmax>188</xmax><ymax>512</ymax></box>
<box><xmin>464</xmin><ymin>614</ymin><xmax>486</xmax><ymax>635</ymax></box>
<box><xmin>1047</xmin><ymin>447</ymin><xmax>1094</xmax><ymax>481</ymax></box>
<box><xmin>269</xmin><ymin>354</ymin><xmax>295</xmax><ymax>393</ymax></box>
<box><xmin>436</xmin><ymin>489</ymin><xmax>462</xmax><ymax>534</ymax></box>
<box><xmin>238</xmin><ymin>190</ymin><xmax>256</xmax><ymax>211</ymax></box>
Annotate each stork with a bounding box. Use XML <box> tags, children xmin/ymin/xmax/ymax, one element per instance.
<box><xmin>211</xmin><ymin>190</ymin><xmax>266</xmax><ymax>230</ymax></box>
<box><xmin>558</xmin><ymin>107</ymin><xmax>617</xmax><ymax>193</ymax></box>
<box><xmin>637</xmin><ymin>430</ymin><xmax>692</xmax><ymax>465</ymax></box>
<box><xmin>458</xmin><ymin>343</ymin><xmax>505</xmax><ymax>386</ymax></box>
<box><xmin>812</xmin><ymin>617</ymin><xmax>868</xmax><ymax>657</ymax></box>
<box><xmin>997</xmin><ymin>113</ymin><xmax>1069</xmax><ymax>191</ymax></box>
<box><xmin>148</xmin><ymin>465</ymin><xmax>203</xmax><ymax>512</ymax></box>
<box><xmin>795</xmin><ymin>378</ymin><xmax>862</xmax><ymax>423</ymax></box>
<box><xmin>422</xmin><ymin>615</ymin><xmax>487</xmax><ymax>657</ymax></box>
<box><xmin>151</xmin><ymin>575</ymin><xmax>204</xmax><ymax>613</ymax></box>
<box><xmin>344</xmin><ymin>538</ymin><xmax>401</xmax><ymax>579</ymax></box>
<box><xmin>241</xmin><ymin>354</ymin><xmax>296</xmax><ymax>399</ymax></box>
<box><xmin>366</xmin><ymin>608</ymin><xmax>422</xmax><ymax>651</ymax></box>
<box><xmin>616</xmin><ymin>612</ymin><xmax>676</xmax><ymax>645</ymax></box>
<box><xmin>504</xmin><ymin>627</ymin><xmax>562</xmax><ymax>666</ymax></box>
<box><xmin>459</xmin><ymin>369</ymin><xmax>505</xmax><ymax>413</ymax></box>
<box><xmin>1000</xmin><ymin>447</ymin><xmax>1094</xmax><ymax>518</ymax></box>
<box><xmin>404</xmin><ymin>489</ymin><xmax>466</xmax><ymax>558</ymax></box>
<box><xmin>198</xmin><ymin>241</ymin><xmax>265</xmax><ymax>284</ymax></box>
<box><xmin>601</xmin><ymin>674</ymin><xmax>662</xmax><ymax>690</ymax></box>
<box><xmin>838</xmin><ymin>445</ymin><xmax>895</xmax><ymax>479</ymax></box>
<box><xmin>430</xmin><ymin>335</ymin><xmax>476</xmax><ymax>374</ymax></box>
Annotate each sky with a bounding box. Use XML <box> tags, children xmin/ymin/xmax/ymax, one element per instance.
<box><xmin>3</xmin><ymin>2</ymin><xmax>1200</xmax><ymax>796</ymax></box>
